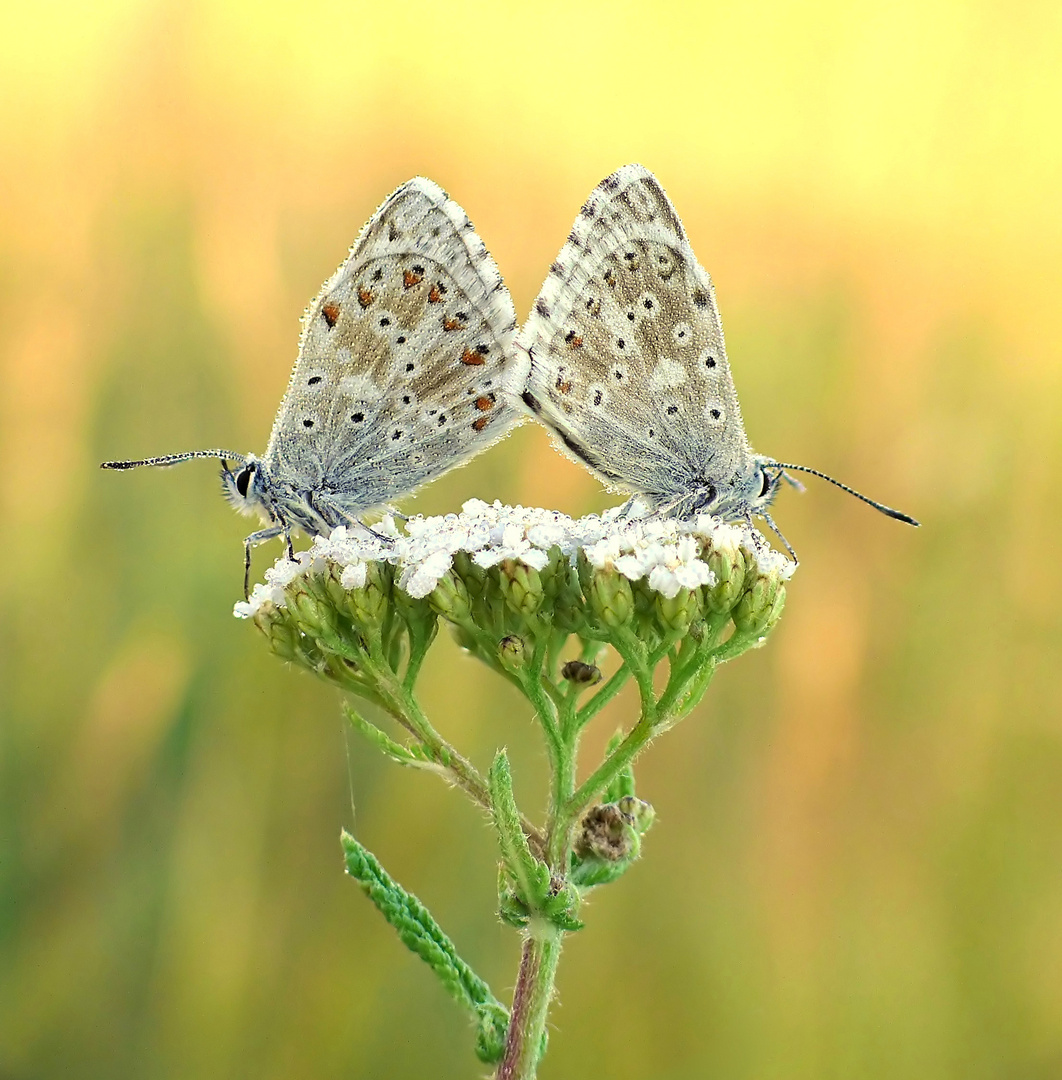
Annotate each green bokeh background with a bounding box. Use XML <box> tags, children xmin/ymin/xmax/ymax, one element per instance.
<box><xmin>2</xmin><ymin>2</ymin><xmax>1061</xmax><ymax>1077</ymax></box>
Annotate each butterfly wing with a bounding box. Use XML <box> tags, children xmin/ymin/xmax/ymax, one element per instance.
<box><xmin>517</xmin><ymin>164</ymin><xmax>752</xmax><ymax>508</ymax></box>
<box><xmin>264</xmin><ymin>178</ymin><xmax>523</xmax><ymax>517</ymax></box>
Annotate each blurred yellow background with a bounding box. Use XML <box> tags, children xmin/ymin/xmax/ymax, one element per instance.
<box><xmin>2</xmin><ymin>1</ymin><xmax>1060</xmax><ymax>1077</ymax></box>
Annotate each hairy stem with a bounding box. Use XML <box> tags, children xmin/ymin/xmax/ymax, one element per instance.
<box><xmin>496</xmin><ymin>924</ymin><xmax>563</xmax><ymax>1080</ymax></box>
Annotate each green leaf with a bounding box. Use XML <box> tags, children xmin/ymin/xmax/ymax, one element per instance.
<box><xmin>340</xmin><ymin>830</ymin><xmax>508</xmax><ymax>1064</ymax></box>
<box><xmin>489</xmin><ymin>750</ymin><xmax>547</xmax><ymax>908</ymax></box>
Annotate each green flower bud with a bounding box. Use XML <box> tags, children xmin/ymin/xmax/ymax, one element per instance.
<box><xmin>655</xmin><ymin>585</ymin><xmax>703</xmax><ymax>632</ymax></box>
<box><xmin>255</xmin><ymin>608</ymin><xmax>299</xmax><ymax>661</ymax></box>
<box><xmin>761</xmin><ymin>583</ymin><xmax>787</xmax><ymax>636</ymax></box>
<box><xmin>346</xmin><ymin>561</ymin><xmax>389</xmax><ymax>628</ymax></box>
<box><xmin>550</xmin><ymin>569</ymin><xmax>586</xmax><ymax>634</ymax></box>
<box><xmin>732</xmin><ymin>567</ymin><xmax>782</xmax><ymax>636</ymax></box>
<box><xmin>498</xmin><ymin>634</ymin><xmax>527</xmax><ymax>672</ymax></box>
<box><xmin>616</xmin><ymin>795</ymin><xmax>656</xmax><ymax>834</ymax></box>
<box><xmin>704</xmin><ymin>542</ymin><xmax>747</xmax><ymax>615</ymax></box>
<box><xmin>428</xmin><ymin>569</ymin><xmax>473</xmax><ymax>622</ymax></box>
<box><xmin>452</xmin><ymin>549</ymin><xmax>486</xmax><ymax>593</ymax></box>
<box><xmin>289</xmin><ymin>584</ymin><xmax>339</xmax><ymax>639</ymax></box>
<box><xmin>498</xmin><ymin>559</ymin><xmax>544</xmax><ymax>617</ymax></box>
<box><xmin>586</xmin><ymin>568</ymin><xmax>634</xmax><ymax>628</ymax></box>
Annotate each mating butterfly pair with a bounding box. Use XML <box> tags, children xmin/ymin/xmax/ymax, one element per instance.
<box><xmin>102</xmin><ymin>165</ymin><xmax>916</xmax><ymax>594</ymax></box>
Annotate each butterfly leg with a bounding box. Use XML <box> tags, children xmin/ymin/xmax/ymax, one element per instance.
<box><xmin>357</xmin><ymin>520</ymin><xmax>396</xmax><ymax>544</ymax></box>
<box><xmin>616</xmin><ymin>496</ymin><xmax>639</xmax><ymax>521</ymax></box>
<box><xmin>758</xmin><ymin>511</ymin><xmax>799</xmax><ymax>567</ymax></box>
<box><xmin>242</xmin><ymin>525</ymin><xmax>286</xmax><ymax>599</ymax></box>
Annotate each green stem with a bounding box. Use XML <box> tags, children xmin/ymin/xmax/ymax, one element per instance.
<box><xmin>496</xmin><ymin>923</ymin><xmax>563</xmax><ymax>1080</ymax></box>
<box><xmin>574</xmin><ymin>664</ymin><xmax>630</xmax><ymax>731</ymax></box>
<box><xmin>547</xmin><ymin>707</ymin><xmax>579</xmax><ymax>869</ymax></box>
<box><xmin>397</xmin><ymin>682</ymin><xmax>547</xmax><ymax>858</ymax></box>
<box><xmin>568</xmin><ymin>716</ymin><xmax>653</xmax><ymax>820</ymax></box>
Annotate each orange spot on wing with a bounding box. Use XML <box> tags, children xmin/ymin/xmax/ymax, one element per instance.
<box><xmin>403</xmin><ymin>269</ymin><xmax>423</xmax><ymax>289</ymax></box>
<box><xmin>474</xmin><ymin>395</ymin><xmax>495</xmax><ymax>411</ymax></box>
<box><xmin>568</xmin><ymin>336</ymin><xmax>583</xmax><ymax>348</ymax></box>
<box><xmin>472</xmin><ymin>417</ymin><xmax>489</xmax><ymax>432</ymax></box>
<box><xmin>460</xmin><ymin>347</ymin><xmax>485</xmax><ymax>365</ymax></box>
<box><xmin>322</xmin><ymin>302</ymin><xmax>341</xmax><ymax>327</ymax></box>
<box><xmin>357</xmin><ymin>289</ymin><xmax>374</xmax><ymax>308</ymax></box>
<box><xmin>557</xmin><ymin>381</ymin><xmax>572</xmax><ymax>395</ymax></box>
<box><xmin>428</xmin><ymin>285</ymin><xmax>444</xmax><ymax>303</ymax></box>
<box><xmin>443</xmin><ymin>316</ymin><xmax>464</xmax><ymax>332</ymax></box>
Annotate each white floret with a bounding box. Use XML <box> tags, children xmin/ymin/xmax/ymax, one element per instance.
<box><xmin>234</xmin><ymin>500</ymin><xmax>790</xmax><ymax>617</ymax></box>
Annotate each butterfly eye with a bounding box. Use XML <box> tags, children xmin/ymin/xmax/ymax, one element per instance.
<box><xmin>759</xmin><ymin>469</ymin><xmax>772</xmax><ymax>497</ymax></box>
<box><xmin>235</xmin><ymin>465</ymin><xmax>255</xmax><ymax>498</ymax></box>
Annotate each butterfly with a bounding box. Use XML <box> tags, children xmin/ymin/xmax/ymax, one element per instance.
<box><xmin>103</xmin><ymin>177</ymin><xmax>527</xmax><ymax>594</ymax></box>
<box><xmin>516</xmin><ymin>163</ymin><xmax>918</xmax><ymax>557</ymax></box>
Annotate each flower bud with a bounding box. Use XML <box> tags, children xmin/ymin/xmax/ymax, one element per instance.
<box><xmin>498</xmin><ymin>634</ymin><xmax>527</xmax><ymax>672</ymax></box>
<box><xmin>255</xmin><ymin>608</ymin><xmax>299</xmax><ymax>661</ymax></box>
<box><xmin>655</xmin><ymin>585</ymin><xmax>703</xmax><ymax>632</ymax></box>
<box><xmin>451</xmin><ymin>550</ymin><xmax>486</xmax><ymax>597</ymax></box>
<box><xmin>346</xmin><ymin>561</ymin><xmax>389</xmax><ymax>628</ymax></box>
<box><xmin>498</xmin><ymin>559</ymin><xmax>543</xmax><ymax>617</ymax></box>
<box><xmin>289</xmin><ymin>584</ymin><xmax>339</xmax><ymax>639</ymax></box>
<box><xmin>616</xmin><ymin>795</ymin><xmax>656</xmax><ymax>834</ymax></box>
<box><xmin>761</xmin><ymin>584</ymin><xmax>787</xmax><ymax>636</ymax></box>
<box><xmin>704</xmin><ymin>542</ymin><xmax>746</xmax><ymax>615</ymax></box>
<box><xmin>586</xmin><ymin>568</ymin><xmax>634</xmax><ymax>629</ymax></box>
<box><xmin>428</xmin><ymin>569</ymin><xmax>473</xmax><ymax>622</ymax></box>
<box><xmin>732</xmin><ymin>568</ymin><xmax>782</xmax><ymax>636</ymax></box>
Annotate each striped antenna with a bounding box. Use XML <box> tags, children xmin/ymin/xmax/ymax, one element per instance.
<box><xmin>100</xmin><ymin>450</ymin><xmax>248</xmax><ymax>470</ymax></box>
<box><xmin>766</xmin><ymin>462</ymin><xmax>920</xmax><ymax>527</ymax></box>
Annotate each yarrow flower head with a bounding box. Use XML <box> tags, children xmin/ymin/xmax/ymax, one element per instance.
<box><xmin>235</xmin><ymin>499</ymin><xmax>791</xmax><ymax>722</ymax></box>
<box><xmin>236</xmin><ymin>499</ymin><xmax>790</xmax><ymax>615</ymax></box>
<box><xmin>231</xmin><ymin>499</ymin><xmax>793</xmax><ymax>1076</ymax></box>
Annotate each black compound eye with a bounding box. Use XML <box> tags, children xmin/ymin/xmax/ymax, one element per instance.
<box><xmin>235</xmin><ymin>466</ymin><xmax>254</xmax><ymax>498</ymax></box>
<box><xmin>759</xmin><ymin>469</ymin><xmax>772</xmax><ymax>498</ymax></box>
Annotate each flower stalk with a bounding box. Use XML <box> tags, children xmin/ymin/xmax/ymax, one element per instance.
<box><xmin>238</xmin><ymin>500</ymin><xmax>791</xmax><ymax>1078</ymax></box>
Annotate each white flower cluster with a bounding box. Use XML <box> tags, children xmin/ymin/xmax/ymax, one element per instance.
<box><xmin>233</xmin><ymin>500</ymin><xmax>794</xmax><ymax>619</ymax></box>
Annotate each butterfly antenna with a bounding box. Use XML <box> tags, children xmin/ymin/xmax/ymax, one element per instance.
<box><xmin>766</xmin><ymin>462</ymin><xmax>920</xmax><ymax>526</ymax></box>
<box><xmin>100</xmin><ymin>450</ymin><xmax>248</xmax><ymax>470</ymax></box>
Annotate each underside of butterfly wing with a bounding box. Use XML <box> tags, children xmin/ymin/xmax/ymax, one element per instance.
<box><xmin>518</xmin><ymin>164</ymin><xmax>755</xmax><ymax>509</ymax></box>
<box><xmin>264</xmin><ymin>178</ymin><xmax>524</xmax><ymax>523</ymax></box>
